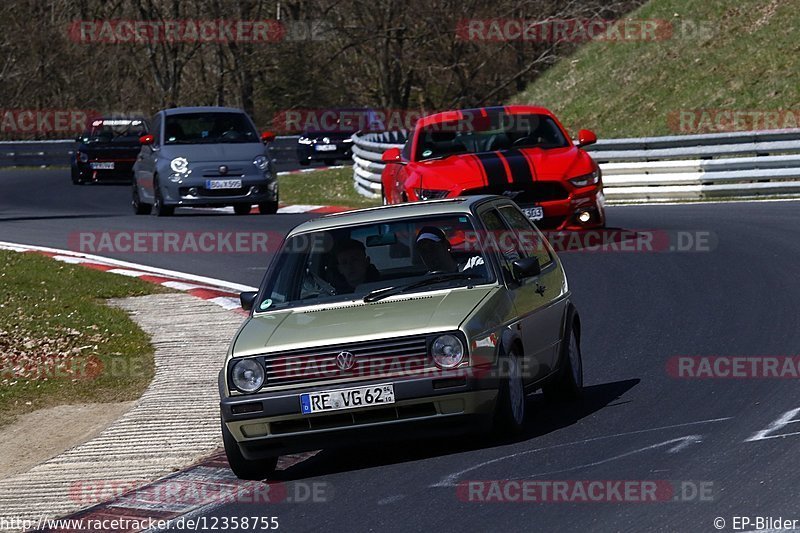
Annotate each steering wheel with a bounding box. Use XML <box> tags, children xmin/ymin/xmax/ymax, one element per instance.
<box><xmin>512</xmin><ymin>136</ymin><xmax>541</xmax><ymax>147</ymax></box>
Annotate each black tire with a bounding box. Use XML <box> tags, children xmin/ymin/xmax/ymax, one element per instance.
<box><xmin>258</xmin><ymin>201</ymin><xmax>278</xmax><ymax>215</ymax></box>
<box><xmin>151</xmin><ymin>177</ymin><xmax>175</xmax><ymax>217</ymax></box>
<box><xmin>233</xmin><ymin>204</ymin><xmax>252</xmax><ymax>215</ymax></box>
<box><xmin>132</xmin><ymin>183</ymin><xmax>151</xmax><ymax>215</ymax></box>
<box><xmin>543</xmin><ymin>309</ymin><xmax>583</xmax><ymax>402</ymax></box>
<box><xmin>493</xmin><ymin>346</ymin><xmax>527</xmax><ymax>435</ymax></box>
<box><xmin>221</xmin><ymin>420</ymin><xmax>278</xmax><ymax>480</ymax></box>
<box><xmin>71</xmin><ymin>167</ymin><xmax>84</xmax><ymax>185</ymax></box>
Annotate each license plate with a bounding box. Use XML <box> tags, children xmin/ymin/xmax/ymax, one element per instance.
<box><xmin>300</xmin><ymin>383</ymin><xmax>395</xmax><ymax>414</ymax></box>
<box><xmin>522</xmin><ymin>206</ymin><xmax>544</xmax><ymax>221</ymax></box>
<box><xmin>90</xmin><ymin>162</ymin><xmax>114</xmax><ymax>170</ymax></box>
<box><xmin>315</xmin><ymin>144</ymin><xmax>337</xmax><ymax>152</ymax></box>
<box><xmin>205</xmin><ymin>179</ymin><xmax>242</xmax><ymax>189</ymax></box>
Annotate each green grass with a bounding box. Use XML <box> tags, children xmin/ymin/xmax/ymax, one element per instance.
<box><xmin>0</xmin><ymin>250</ymin><xmax>169</xmax><ymax>427</ymax></box>
<box><xmin>512</xmin><ymin>0</ymin><xmax>800</xmax><ymax>138</ymax></box>
<box><xmin>280</xmin><ymin>166</ymin><xmax>380</xmax><ymax>208</ymax></box>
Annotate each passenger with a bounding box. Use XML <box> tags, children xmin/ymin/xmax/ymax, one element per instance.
<box><xmin>333</xmin><ymin>239</ymin><xmax>380</xmax><ymax>292</ymax></box>
<box><xmin>415</xmin><ymin>227</ymin><xmax>458</xmax><ymax>273</ymax></box>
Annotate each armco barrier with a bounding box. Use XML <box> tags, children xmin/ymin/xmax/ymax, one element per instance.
<box><xmin>0</xmin><ymin>136</ymin><xmax>301</xmax><ymax>168</ymax></box>
<box><xmin>351</xmin><ymin>128</ymin><xmax>800</xmax><ymax>203</ymax></box>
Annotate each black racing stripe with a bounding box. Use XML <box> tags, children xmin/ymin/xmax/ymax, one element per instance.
<box><xmin>475</xmin><ymin>152</ymin><xmax>508</xmax><ymax>188</ymax></box>
<box><xmin>502</xmin><ymin>149</ymin><xmax>535</xmax><ymax>185</ymax></box>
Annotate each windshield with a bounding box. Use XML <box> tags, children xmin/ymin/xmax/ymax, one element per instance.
<box><xmin>257</xmin><ymin>214</ymin><xmax>495</xmax><ymax>311</ymax></box>
<box><xmin>79</xmin><ymin>119</ymin><xmax>147</xmax><ymax>144</ymax></box>
<box><xmin>415</xmin><ymin>113</ymin><xmax>569</xmax><ymax>161</ymax></box>
<box><xmin>163</xmin><ymin>112</ymin><xmax>259</xmax><ymax>144</ymax></box>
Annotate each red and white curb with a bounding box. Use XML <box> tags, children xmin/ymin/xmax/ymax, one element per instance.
<box><xmin>0</xmin><ymin>241</ymin><xmax>257</xmax><ymax>316</ymax></box>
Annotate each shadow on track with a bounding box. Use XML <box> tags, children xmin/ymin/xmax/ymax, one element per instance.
<box><xmin>270</xmin><ymin>378</ymin><xmax>640</xmax><ymax>481</ymax></box>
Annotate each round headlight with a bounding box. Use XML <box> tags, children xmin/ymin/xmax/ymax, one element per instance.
<box><xmin>431</xmin><ymin>334</ymin><xmax>464</xmax><ymax>369</ymax></box>
<box><xmin>231</xmin><ymin>359</ymin><xmax>265</xmax><ymax>393</ymax></box>
<box><xmin>253</xmin><ymin>155</ymin><xmax>269</xmax><ymax>171</ymax></box>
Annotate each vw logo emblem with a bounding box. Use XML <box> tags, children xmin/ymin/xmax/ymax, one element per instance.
<box><xmin>336</xmin><ymin>351</ymin><xmax>356</xmax><ymax>371</ymax></box>
<box><xmin>218</xmin><ymin>165</ymin><xmax>228</xmax><ymax>175</ymax></box>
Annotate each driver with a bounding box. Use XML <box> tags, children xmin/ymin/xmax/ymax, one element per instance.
<box><xmin>332</xmin><ymin>239</ymin><xmax>380</xmax><ymax>293</ymax></box>
<box><xmin>416</xmin><ymin>226</ymin><xmax>486</xmax><ymax>275</ymax></box>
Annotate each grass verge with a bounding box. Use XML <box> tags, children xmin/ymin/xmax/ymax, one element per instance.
<box><xmin>0</xmin><ymin>250</ymin><xmax>169</xmax><ymax>427</ymax></box>
<box><xmin>280</xmin><ymin>166</ymin><xmax>381</xmax><ymax>209</ymax></box>
<box><xmin>512</xmin><ymin>0</ymin><xmax>799</xmax><ymax>138</ymax></box>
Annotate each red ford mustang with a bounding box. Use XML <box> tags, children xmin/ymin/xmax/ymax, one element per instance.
<box><xmin>380</xmin><ymin>105</ymin><xmax>605</xmax><ymax>230</ymax></box>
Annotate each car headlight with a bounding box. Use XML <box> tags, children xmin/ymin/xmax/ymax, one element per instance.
<box><xmin>298</xmin><ymin>137</ymin><xmax>313</xmax><ymax>145</ymax></box>
<box><xmin>253</xmin><ymin>155</ymin><xmax>270</xmax><ymax>171</ymax></box>
<box><xmin>78</xmin><ymin>152</ymin><xmax>89</xmax><ymax>163</ymax></box>
<box><xmin>231</xmin><ymin>359</ymin><xmax>266</xmax><ymax>393</ymax></box>
<box><xmin>569</xmin><ymin>169</ymin><xmax>600</xmax><ymax>188</ymax></box>
<box><xmin>431</xmin><ymin>334</ymin><xmax>465</xmax><ymax>369</ymax></box>
<box><xmin>414</xmin><ymin>189</ymin><xmax>450</xmax><ymax>200</ymax></box>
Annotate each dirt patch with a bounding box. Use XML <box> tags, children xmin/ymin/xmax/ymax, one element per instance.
<box><xmin>0</xmin><ymin>401</ymin><xmax>134</xmax><ymax>479</ymax></box>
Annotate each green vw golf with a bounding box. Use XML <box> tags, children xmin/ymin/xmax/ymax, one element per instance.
<box><xmin>220</xmin><ymin>195</ymin><xmax>584</xmax><ymax>479</ymax></box>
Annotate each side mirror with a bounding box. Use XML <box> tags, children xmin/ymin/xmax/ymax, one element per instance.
<box><xmin>240</xmin><ymin>291</ymin><xmax>258</xmax><ymax>311</ymax></box>
<box><xmin>577</xmin><ymin>129</ymin><xmax>597</xmax><ymax>147</ymax></box>
<box><xmin>512</xmin><ymin>257</ymin><xmax>541</xmax><ymax>280</ymax></box>
<box><xmin>381</xmin><ymin>147</ymin><xmax>402</xmax><ymax>163</ymax></box>
<box><xmin>139</xmin><ymin>134</ymin><xmax>154</xmax><ymax>145</ymax></box>
<box><xmin>261</xmin><ymin>131</ymin><xmax>276</xmax><ymax>143</ymax></box>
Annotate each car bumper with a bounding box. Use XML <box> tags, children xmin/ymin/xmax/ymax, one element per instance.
<box><xmin>162</xmin><ymin>175</ymin><xmax>278</xmax><ymax>206</ymax></box>
<box><xmin>518</xmin><ymin>188</ymin><xmax>605</xmax><ymax>231</ymax></box>
<box><xmin>297</xmin><ymin>145</ymin><xmax>352</xmax><ymax>162</ymax></box>
<box><xmin>220</xmin><ymin>371</ymin><xmax>499</xmax><ymax>459</ymax></box>
<box><xmin>74</xmin><ymin>162</ymin><xmax>136</xmax><ymax>182</ymax></box>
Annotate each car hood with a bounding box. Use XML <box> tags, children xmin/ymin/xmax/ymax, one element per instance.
<box><xmin>232</xmin><ymin>286</ymin><xmax>496</xmax><ymax>356</ymax></box>
<box><xmin>159</xmin><ymin>143</ymin><xmax>265</xmax><ymax>163</ymax></box>
<box><xmin>411</xmin><ymin>146</ymin><xmax>592</xmax><ymax>189</ymax></box>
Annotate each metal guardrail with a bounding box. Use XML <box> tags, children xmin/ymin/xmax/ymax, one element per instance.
<box><xmin>0</xmin><ymin>136</ymin><xmax>302</xmax><ymax>168</ymax></box>
<box><xmin>351</xmin><ymin>129</ymin><xmax>800</xmax><ymax>202</ymax></box>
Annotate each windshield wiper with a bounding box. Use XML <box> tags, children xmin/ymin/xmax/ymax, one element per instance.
<box><xmin>363</xmin><ymin>272</ymin><xmax>479</xmax><ymax>303</ymax></box>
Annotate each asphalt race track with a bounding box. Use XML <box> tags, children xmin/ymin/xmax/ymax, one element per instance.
<box><xmin>3</xmin><ymin>168</ymin><xmax>800</xmax><ymax>532</ymax></box>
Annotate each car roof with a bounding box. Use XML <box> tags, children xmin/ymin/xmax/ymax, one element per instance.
<box><xmin>416</xmin><ymin>105</ymin><xmax>557</xmax><ymax>129</ymax></box>
<box><xmin>162</xmin><ymin>106</ymin><xmax>247</xmax><ymax>116</ymax></box>
<box><xmin>287</xmin><ymin>195</ymin><xmax>505</xmax><ymax>235</ymax></box>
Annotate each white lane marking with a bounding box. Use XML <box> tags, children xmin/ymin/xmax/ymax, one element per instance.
<box><xmin>518</xmin><ymin>435</ymin><xmax>703</xmax><ymax>480</ymax></box>
<box><xmin>668</xmin><ymin>434</ymin><xmax>703</xmax><ymax>453</ymax></box>
<box><xmin>52</xmin><ymin>255</ymin><xmax>89</xmax><ymax>264</ymax></box>
<box><xmin>745</xmin><ymin>407</ymin><xmax>800</xmax><ymax>442</ymax></box>
<box><xmin>431</xmin><ymin>417</ymin><xmax>732</xmax><ymax>488</ymax></box>
<box><xmin>162</xmin><ymin>281</ymin><xmax>210</xmax><ymax>291</ymax></box>
<box><xmin>106</xmin><ymin>268</ymin><xmax>148</xmax><ymax>277</ymax></box>
<box><xmin>278</xmin><ymin>204</ymin><xmax>326</xmax><ymax>213</ymax></box>
<box><xmin>608</xmin><ymin>197</ymin><xmax>800</xmax><ymax>208</ymax></box>
<box><xmin>0</xmin><ymin>240</ymin><xmax>257</xmax><ymax>292</ymax></box>
<box><xmin>207</xmin><ymin>296</ymin><xmax>241</xmax><ymax>310</ymax></box>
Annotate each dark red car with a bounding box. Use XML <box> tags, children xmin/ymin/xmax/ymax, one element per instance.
<box><xmin>380</xmin><ymin>106</ymin><xmax>605</xmax><ymax>230</ymax></box>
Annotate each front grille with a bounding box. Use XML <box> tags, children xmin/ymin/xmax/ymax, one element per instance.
<box><xmin>263</xmin><ymin>335</ymin><xmax>433</xmax><ymax>388</ymax></box>
<box><xmin>463</xmin><ymin>182</ymin><xmax>569</xmax><ymax>202</ymax></box>
<box><xmin>270</xmin><ymin>402</ymin><xmax>438</xmax><ymax>434</ymax></box>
